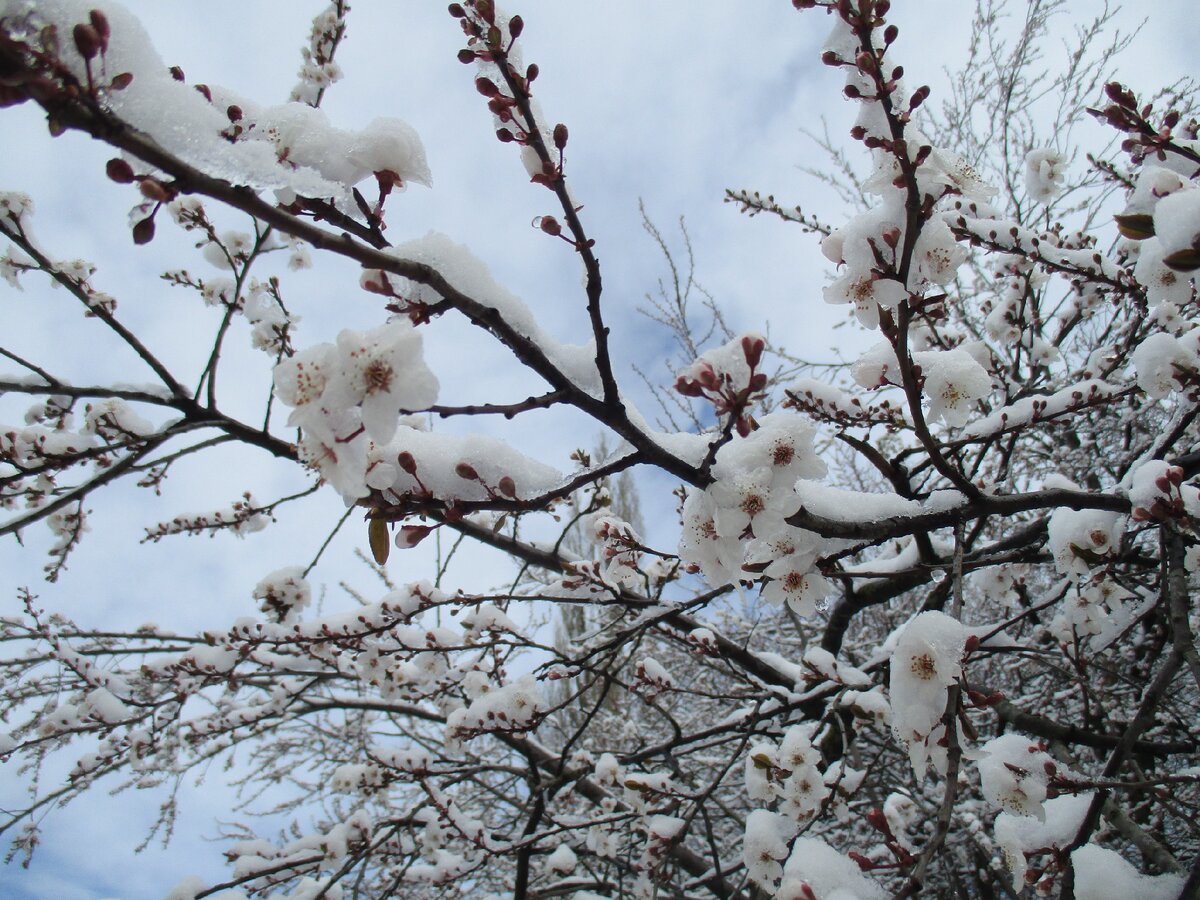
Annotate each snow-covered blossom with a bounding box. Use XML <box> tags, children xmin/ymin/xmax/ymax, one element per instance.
<box><xmin>978</xmin><ymin>733</ymin><xmax>1059</xmax><ymax>820</ymax></box>
<box><xmin>320</xmin><ymin>321</ymin><xmax>439</xmax><ymax>443</ymax></box>
<box><xmin>1046</xmin><ymin>497</ymin><xmax>1123</xmax><ymax>576</ymax></box>
<box><xmin>1131</xmin><ymin>331</ymin><xmax>1198</xmax><ymax>399</ymax></box>
<box><xmin>889</xmin><ymin>611</ymin><xmax>967</xmax><ymax>776</ymax></box>
<box><xmin>743</xmin><ymin>809</ymin><xmax>795</xmax><ymax>890</ymax></box>
<box><xmin>823</xmin><ymin>271</ymin><xmax>907</xmax><ymax>329</ymax></box>
<box><xmin>253</xmin><ymin>566</ymin><xmax>311</xmax><ymax>622</ymax></box>
<box><xmin>1152</xmin><ymin>186</ymin><xmax>1200</xmax><ymax>264</ymax></box>
<box><xmin>1134</xmin><ymin>237</ymin><xmax>1196</xmax><ymax>305</ymax></box>
<box><xmin>1024</xmin><ymin>148</ymin><xmax>1066</xmax><ymax>202</ymax></box>
<box><xmin>1071</xmin><ymin>844</ymin><xmax>1185</xmax><ymax>900</ymax></box>
<box><xmin>915</xmin><ymin>347</ymin><xmax>992</xmax><ymax>427</ymax></box>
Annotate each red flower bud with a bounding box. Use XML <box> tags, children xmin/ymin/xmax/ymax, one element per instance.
<box><xmin>88</xmin><ymin>10</ymin><xmax>110</xmax><ymax>49</ymax></box>
<box><xmin>169</xmin><ymin>65</ymin><xmax>185</xmax><ymax>81</ymax></box>
<box><xmin>106</xmin><ymin>158</ymin><xmax>135</xmax><ymax>183</ymax></box>
<box><xmin>455</xmin><ymin>461</ymin><xmax>479</xmax><ymax>480</ymax></box>
<box><xmin>109</xmin><ymin>71</ymin><xmax>133</xmax><ymax>91</ymax></box>
<box><xmin>508</xmin><ymin>14</ymin><xmax>523</xmax><ymax>39</ymax></box>
<box><xmin>526</xmin><ymin>63</ymin><xmax>539</xmax><ymax>82</ymax></box>
<box><xmin>741</xmin><ymin>334</ymin><xmax>765</xmax><ymax>369</ymax></box>
<box><xmin>397</xmin><ymin>451</ymin><xmax>418</xmax><ymax>474</ymax></box>
<box><xmin>498</xmin><ymin>475</ymin><xmax>517</xmax><ymax>498</ymax></box>
<box><xmin>553</xmin><ymin>123</ymin><xmax>568</xmax><ymax>150</ymax></box>
<box><xmin>132</xmin><ymin>216</ymin><xmax>155</xmax><ymax>245</ymax></box>
<box><xmin>457</xmin><ymin>48</ymin><xmax>475</xmax><ymax>64</ymax></box>
<box><xmin>447</xmin><ymin>3</ymin><xmax>466</xmax><ymax>18</ymax></box>
<box><xmin>538</xmin><ymin>216</ymin><xmax>561</xmax><ymax>236</ymax></box>
<box><xmin>865</xmin><ymin>808</ymin><xmax>889</xmax><ymax>833</ymax></box>
<box><xmin>73</xmin><ymin>23</ymin><xmax>101</xmax><ymax>60</ymax></box>
<box><xmin>475</xmin><ymin>77</ymin><xmax>499</xmax><ymax>97</ymax></box>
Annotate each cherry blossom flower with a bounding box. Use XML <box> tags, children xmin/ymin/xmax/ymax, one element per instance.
<box><xmin>1024</xmin><ymin>148</ymin><xmax>1066</xmax><ymax>202</ymax></box>
<box><xmin>322</xmin><ymin>320</ymin><xmax>439</xmax><ymax>443</ymax></box>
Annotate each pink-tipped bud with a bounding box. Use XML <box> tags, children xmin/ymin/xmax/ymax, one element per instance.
<box><xmin>396</xmin><ymin>525</ymin><xmax>434</xmax><ymax>549</ymax></box>
<box><xmin>138</xmin><ymin>178</ymin><xmax>171</xmax><ymax>202</ymax></box>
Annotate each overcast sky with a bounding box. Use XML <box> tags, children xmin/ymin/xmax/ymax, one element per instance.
<box><xmin>1</xmin><ymin>1</ymin><xmax>1196</xmax><ymax>897</ymax></box>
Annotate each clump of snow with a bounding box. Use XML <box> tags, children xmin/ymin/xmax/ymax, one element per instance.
<box><xmin>780</xmin><ymin>836</ymin><xmax>885</xmax><ymax>899</ymax></box>
<box><xmin>1071</xmin><ymin>844</ymin><xmax>1185</xmax><ymax>899</ymax></box>
<box><xmin>2</xmin><ymin>1</ymin><xmax>429</xmax><ymax>209</ymax></box>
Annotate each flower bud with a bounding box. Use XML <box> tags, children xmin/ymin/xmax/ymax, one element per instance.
<box><xmin>397</xmin><ymin>525</ymin><xmax>434</xmax><ymax>548</ymax></box>
<box><xmin>741</xmin><ymin>334</ymin><xmax>765</xmax><ymax>369</ymax></box>
<box><xmin>106</xmin><ymin>158</ymin><xmax>135</xmax><ymax>183</ymax></box>
<box><xmin>397</xmin><ymin>451</ymin><xmax>418</xmax><ymax>474</ymax></box>
<box><xmin>455</xmin><ymin>461</ymin><xmax>479</xmax><ymax>480</ymax></box>
<box><xmin>498</xmin><ymin>475</ymin><xmax>517</xmax><ymax>498</ymax></box>
<box><xmin>132</xmin><ymin>216</ymin><xmax>155</xmax><ymax>245</ymax></box>
<box><xmin>73</xmin><ymin>23</ymin><xmax>101</xmax><ymax>61</ymax></box>
<box><xmin>538</xmin><ymin>215</ymin><xmax>561</xmax><ymax>236</ymax></box>
<box><xmin>553</xmin><ymin>123</ymin><xmax>568</xmax><ymax>150</ymax></box>
<box><xmin>138</xmin><ymin>178</ymin><xmax>171</xmax><ymax>202</ymax></box>
<box><xmin>508</xmin><ymin>14</ymin><xmax>523</xmax><ymax>39</ymax></box>
<box><xmin>88</xmin><ymin>10</ymin><xmax>110</xmax><ymax>49</ymax></box>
